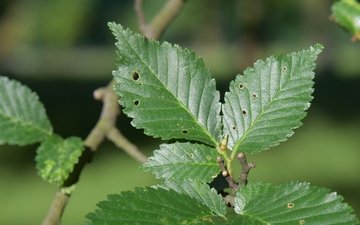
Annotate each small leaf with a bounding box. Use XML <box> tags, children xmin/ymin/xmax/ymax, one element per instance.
<box><xmin>234</xmin><ymin>181</ymin><xmax>359</xmax><ymax>224</ymax></box>
<box><xmin>141</xmin><ymin>142</ymin><xmax>220</xmax><ymax>183</ymax></box>
<box><xmin>158</xmin><ymin>179</ymin><xmax>227</xmax><ymax>216</ymax></box>
<box><xmin>85</xmin><ymin>186</ymin><xmax>225</xmax><ymax>225</ymax></box>
<box><xmin>0</xmin><ymin>76</ymin><xmax>52</xmax><ymax>145</ymax></box>
<box><xmin>331</xmin><ymin>0</ymin><xmax>360</xmax><ymax>41</ymax></box>
<box><xmin>222</xmin><ymin>44</ymin><xmax>323</xmax><ymax>154</ymax></box>
<box><xmin>35</xmin><ymin>134</ymin><xmax>84</xmax><ymax>186</ymax></box>
<box><xmin>109</xmin><ymin>23</ymin><xmax>221</xmax><ymax>146</ymax></box>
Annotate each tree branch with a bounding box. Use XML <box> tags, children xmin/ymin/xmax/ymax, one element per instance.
<box><xmin>238</xmin><ymin>152</ymin><xmax>256</xmax><ymax>188</ymax></box>
<box><xmin>135</xmin><ymin>0</ymin><xmax>187</xmax><ymax>39</ymax></box>
<box><xmin>42</xmin><ymin>0</ymin><xmax>188</xmax><ymax>223</ymax></box>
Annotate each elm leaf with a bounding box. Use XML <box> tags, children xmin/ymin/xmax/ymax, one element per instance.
<box><xmin>0</xmin><ymin>76</ymin><xmax>52</xmax><ymax>145</ymax></box>
<box><xmin>35</xmin><ymin>134</ymin><xmax>84</xmax><ymax>186</ymax></box>
<box><xmin>109</xmin><ymin>23</ymin><xmax>221</xmax><ymax>146</ymax></box>
<box><xmin>222</xmin><ymin>44</ymin><xmax>323</xmax><ymax>154</ymax></box>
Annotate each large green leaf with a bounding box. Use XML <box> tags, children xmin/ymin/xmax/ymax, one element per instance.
<box><xmin>331</xmin><ymin>0</ymin><xmax>360</xmax><ymax>41</ymax></box>
<box><xmin>141</xmin><ymin>142</ymin><xmax>220</xmax><ymax>183</ymax></box>
<box><xmin>109</xmin><ymin>23</ymin><xmax>221</xmax><ymax>146</ymax></box>
<box><xmin>222</xmin><ymin>44</ymin><xmax>323</xmax><ymax>154</ymax></box>
<box><xmin>85</xmin><ymin>186</ymin><xmax>226</xmax><ymax>225</ymax></box>
<box><xmin>35</xmin><ymin>134</ymin><xmax>84</xmax><ymax>186</ymax></box>
<box><xmin>234</xmin><ymin>181</ymin><xmax>359</xmax><ymax>225</ymax></box>
<box><xmin>0</xmin><ymin>76</ymin><xmax>52</xmax><ymax>145</ymax></box>
<box><xmin>158</xmin><ymin>179</ymin><xmax>227</xmax><ymax>216</ymax></box>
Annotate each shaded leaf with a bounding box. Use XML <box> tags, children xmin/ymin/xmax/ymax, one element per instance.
<box><xmin>222</xmin><ymin>44</ymin><xmax>323</xmax><ymax>154</ymax></box>
<box><xmin>234</xmin><ymin>181</ymin><xmax>359</xmax><ymax>225</ymax></box>
<box><xmin>35</xmin><ymin>134</ymin><xmax>84</xmax><ymax>186</ymax></box>
<box><xmin>0</xmin><ymin>76</ymin><xmax>52</xmax><ymax>145</ymax></box>
<box><xmin>158</xmin><ymin>179</ymin><xmax>227</xmax><ymax>216</ymax></box>
<box><xmin>85</xmin><ymin>187</ymin><xmax>223</xmax><ymax>225</ymax></box>
<box><xmin>141</xmin><ymin>142</ymin><xmax>220</xmax><ymax>183</ymax></box>
<box><xmin>109</xmin><ymin>23</ymin><xmax>221</xmax><ymax>146</ymax></box>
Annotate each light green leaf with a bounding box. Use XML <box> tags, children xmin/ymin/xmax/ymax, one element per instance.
<box><xmin>331</xmin><ymin>0</ymin><xmax>360</xmax><ymax>41</ymax></box>
<box><xmin>141</xmin><ymin>142</ymin><xmax>220</xmax><ymax>183</ymax></box>
<box><xmin>234</xmin><ymin>181</ymin><xmax>359</xmax><ymax>225</ymax></box>
<box><xmin>85</xmin><ymin>187</ymin><xmax>226</xmax><ymax>225</ymax></box>
<box><xmin>0</xmin><ymin>76</ymin><xmax>52</xmax><ymax>145</ymax></box>
<box><xmin>109</xmin><ymin>22</ymin><xmax>221</xmax><ymax>146</ymax></box>
<box><xmin>158</xmin><ymin>179</ymin><xmax>227</xmax><ymax>216</ymax></box>
<box><xmin>222</xmin><ymin>44</ymin><xmax>323</xmax><ymax>154</ymax></box>
<box><xmin>35</xmin><ymin>134</ymin><xmax>84</xmax><ymax>186</ymax></box>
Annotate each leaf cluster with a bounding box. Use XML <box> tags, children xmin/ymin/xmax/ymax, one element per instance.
<box><xmin>84</xmin><ymin>23</ymin><xmax>358</xmax><ymax>224</ymax></box>
<box><xmin>0</xmin><ymin>76</ymin><xmax>84</xmax><ymax>188</ymax></box>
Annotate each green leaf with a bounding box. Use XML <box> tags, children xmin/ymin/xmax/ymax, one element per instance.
<box><xmin>141</xmin><ymin>142</ymin><xmax>220</xmax><ymax>183</ymax></box>
<box><xmin>227</xmin><ymin>214</ymin><xmax>263</xmax><ymax>225</ymax></box>
<box><xmin>158</xmin><ymin>179</ymin><xmax>227</xmax><ymax>216</ymax></box>
<box><xmin>0</xmin><ymin>76</ymin><xmax>52</xmax><ymax>145</ymax></box>
<box><xmin>331</xmin><ymin>0</ymin><xmax>360</xmax><ymax>41</ymax></box>
<box><xmin>109</xmin><ymin>22</ymin><xmax>221</xmax><ymax>146</ymax></box>
<box><xmin>85</xmin><ymin>186</ymin><xmax>226</xmax><ymax>225</ymax></box>
<box><xmin>222</xmin><ymin>44</ymin><xmax>323</xmax><ymax>154</ymax></box>
<box><xmin>35</xmin><ymin>134</ymin><xmax>84</xmax><ymax>186</ymax></box>
<box><xmin>234</xmin><ymin>181</ymin><xmax>359</xmax><ymax>225</ymax></box>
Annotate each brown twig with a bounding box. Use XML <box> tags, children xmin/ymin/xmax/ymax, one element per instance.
<box><xmin>134</xmin><ymin>0</ymin><xmax>187</xmax><ymax>39</ymax></box>
<box><xmin>134</xmin><ymin>0</ymin><xmax>147</xmax><ymax>34</ymax></box>
<box><xmin>238</xmin><ymin>152</ymin><xmax>256</xmax><ymax>188</ymax></box>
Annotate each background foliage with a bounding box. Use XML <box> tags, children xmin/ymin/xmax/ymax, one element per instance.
<box><xmin>0</xmin><ymin>0</ymin><xmax>360</xmax><ymax>224</ymax></box>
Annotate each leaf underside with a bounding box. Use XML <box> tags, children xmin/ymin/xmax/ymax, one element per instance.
<box><xmin>222</xmin><ymin>44</ymin><xmax>323</xmax><ymax>154</ymax></box>
<box><xmin>0</xmin><ymin>76</ymin><xmax>53</xmax><ymax>145</ymax></box>
<box><xmin>109</xmin><ymin>22</ymin><xmax>221</xmax><ymax>147</ymax></box>
<box><xmin>85</xmin><ymin>186</ymin><xmax>226</xmax><ymax>225</ymax></box>
<box><xmin>234</xmin><ymin>181</ymin><xmax>359</xmax><ymax>225</ymax></box>
<box><xmin>141</xmin><ymin>142</ymin><xmax>220</xmax><ymax>183</ymax></box>
<box><xmin>35</xmin><ymin>134</ymin><xmax>84</xmax><ymax>186</ymax></box>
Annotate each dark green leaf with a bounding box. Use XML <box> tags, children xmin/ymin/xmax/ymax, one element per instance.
<box><xmin>159</xmin><ymin>179</ymin><xmax>227</xmax><ymax>216</ymax></box>
<box><xmin>222</xmin><ymin>44</ymin><xmax>323</xmax><ymax>154</ymax></box>
<box><xmin>141</xmin><ymin>142</ymin><xmax>220</xmax><ymax>183</ymax></box>
<box><xmin>234</xmin><ymin>181</ymin><xmax>359</xmax><ymax>224</ymax></box>
<box><xmin>86</xmin><ymin>187</ymin><xmax>224</xmax><ymax>225</ymax></box>
<box><xmin>109</xmin><ymin>23</ymin><xmax>221</xmax><ymax>146</ymax></box>
<box><xmin>35</xmin><ymin>134</ymin><xmax>84</xmax><ymax>186</ymax></box>
<box><xmin>0</xmin><ymin>76</ymin><xmax>52</xmax><ymax>145</ymax></box>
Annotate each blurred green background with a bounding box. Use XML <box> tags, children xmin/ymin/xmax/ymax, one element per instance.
<box><xmin>1</xmin><ymin>0</ymin><xmax>360</xmax><ymax>224</ymax></box>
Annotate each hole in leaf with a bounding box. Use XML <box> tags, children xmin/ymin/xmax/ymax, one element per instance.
<box><xmin>299</xmin><ymin>220</ymin><xmax>305</xmax><ymax>224</ymax></box>
<box><xmin>232</xmin><ymin>126</ymin><xmax>236</xmax><ymax>130</ymax></box>
<box><xmin>287</xmin><ymin>203</ymin><xmax>294</xmax><ymax>208</ymax></box>
<box><xmin>206</xmin><ymin>155</ymin><xmax>211</xmax><ymax>160</ymax></box>
<box><xmin>132</xmin><ymin>71</ymin><xmax>140</xmax><ymax>80</ymax></box>
<box><xmin>182</xmin><ymin>130</ymin><xmax>188</xmax><ymax>134</ymax></box>
<box><xmin>252</xmin><ymin>94</ymin><xmax>258</xmax><ymax>98</ymax></box>
<box><xmin>189</xmin><ymin>153</ymin><xmax>194</xmax><ymax>158</ymax></box>
<box><xmin>134</xmin><ymin>100</ymin><xmax>140</xmax><ymax>106</ymax></box>
<box><xmin>282</xmin><ymin>66</ymin><xmax>287</xmax><ymax>72</ymax></box>
<box><xmin>239</xmin><ymin>84</ymin><xmax>244</xmax><ymax>90</ymax></box>
<box><xmin>138</xmin><ymin>83</ymin><xmax>142</xmax><ymax>86</ymax></box>
<box><xmin>242</xmin><ymin>110</ymin><xmax>247</xmax><ymax>115</ymax></box>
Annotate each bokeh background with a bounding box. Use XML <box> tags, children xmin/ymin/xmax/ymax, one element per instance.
<box><xmin>1</xmin><ymin>0</ymin><xmax>360</xmax><ymax>224</ymax></box>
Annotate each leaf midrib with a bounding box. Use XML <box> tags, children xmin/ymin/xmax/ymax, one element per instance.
<box><xmin>231</xmin><ymin>53</ymin><xmax>312</xmax><ymax>153</ymax></box>
<box><xmin>118</xmin><ymin>28</ymin><xmax>218</xmax><ymax>146</ymax></box>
